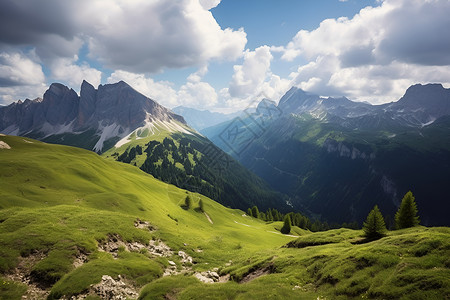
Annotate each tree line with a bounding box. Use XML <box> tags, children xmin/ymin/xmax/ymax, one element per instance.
<box><xmin>247</xmin><ymin>190</ymin><xmax>420</xmax><ymax>237</ymax></box>
<box><xmin>246</xmin><ymin>206</ymin><xmax>359</xmax><ymax>233</ymax></box>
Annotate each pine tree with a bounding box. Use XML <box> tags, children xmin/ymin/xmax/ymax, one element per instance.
<box><xmin>395</xmin><ymin>191</ymin><xmax>420</xmax><ymax>229</ymax></box>
<box><xmin>363</xmin><ymin>205</ymin><xmax>387</xmax><ymax>239</ymax></box>
<box><xmin>280</xmin><ymin>215</ymin><xmax>292</xmax><ymax>234</ymax></box>
<box><xmin>184</xmin><ymin>195</ymin><xmax>192</xmax><ymax>209</ymax></box>
<box><xmin>246</xmin><ymin>208</ymin><xmax>252</xmax><ymax>217</ymax></box>
<box><xmin>198</xmin><ymin>199</ymin><xmax>204</xmax><ymax>212</ymax></box>
<box><xmin>251</xmin><ymin>206</ymin><xmax>259</xmax><ymax>218</ymax></box>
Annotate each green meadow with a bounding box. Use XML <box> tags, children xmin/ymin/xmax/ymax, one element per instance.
<box><xmin>0</xmin><ymin>135</ymin><xmax>449</xmax><ymax>299</ymax></box>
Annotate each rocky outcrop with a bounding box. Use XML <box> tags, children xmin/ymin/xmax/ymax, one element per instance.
<box><xmin>323</xmin><ymin>138</ymin><xmax>375</xmax><ymax>160</ymax></box>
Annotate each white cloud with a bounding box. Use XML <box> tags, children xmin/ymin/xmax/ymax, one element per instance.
<box><xmin>107</xmin><ymin>70</ymin><xmax>179</xmax><ymax>108</ymax></box>
<box><xmin>281</xmin><ymin>0</ymin><xmax>450</xmax><ymax>103</ymax></box>
<box><xmin>179</xmin><ymin>81</ymin><xmax>218</xmax><ymax>108</ymax></box>
<box><xmin>227</xmin><ymin>46</ymin><xmax>291</xmax><ymax>109</ymax></box>
<box><xmin>84</xmin><ymin>0</ymin><xmax>246</xmax><ymax>73</ymax></box>
<box><xmin>199</xmin><ymin>0</ymin><xmax>221</xmax><ymax>10</ymax></box>
<box><xmin>0</xmin><ymin>51</ymin><xmax>47</xmax><ymax>104</ymax></box>
<box><xmin>0</xmin><ymin>52</ymin><xmax>45</xmax><ymax>86</ymax></box>
<box><xmin>229</xmin><ymin>46</ymin><xmax>273</xmax><ymax>97</ymax></box>
<box><xmin>0</xmin><ymin>0</ymin><xmax>246</xmax><ymax>74</ymax></box>
<box><xmin>107</xmin><ymin>69</ymin><xmax>218</xmax><ymax>109</ymax></box>
<box><xmin>50</xmin><ymin>56</ymin><xmax>102</xmax><ymax>89</ymax></box>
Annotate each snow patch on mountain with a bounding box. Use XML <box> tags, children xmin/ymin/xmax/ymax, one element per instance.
<box><xmin>114</xmin><ymin>119</ymin><xmax>194</xmax><ymax>149</ymax></box>
<box><xmin>94</xmin><ymin>123</ymin><xmax>124</xmax><ymax>152</ymax></box>
<box><xmin>41</xmin><ymin>120</ymin><xmax>76</xmax><ymax>138</ymax></box>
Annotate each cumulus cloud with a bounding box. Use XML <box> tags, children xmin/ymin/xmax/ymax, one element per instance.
<box><xmin>179</xmin><ymin>76</ymin><xmax>218</xmax><ymax>108</ymax></box>
<box><xmin>107</xmin><ymin>70</ymin><xmax>179</xmax><ymax>108</ymax></box>
<box><xmin>282</xmin><ymin>0</ymin><xmax>450</xmax><ymax>102</ymax></box>
<box><xmin>107</xmin><ymin>68</ymin><xmax>218</xmax><ymax>109</ymax></box>
<box><xmin>0</xmin><ymin>51</ymin><xmax>47</xmax><ymax>104</ymax></box>
<box><xmin>0</xmin><ymin>52</ymin><xmax>45</xmax><ymax>87</ymax></box>
<box><xmin>227</xmin><ymin>46</ymin><xmax>291</xmax><ymax>108</ymax></box>
<box><xmin>199</xmin><ymin>0</ymin><xmax>221</xmax><ymax>10</ymax></box>
<box><xmin>0</xmin><ymin>0</ymin><xmax>246</xmax><ymax>73</ymax></box>
<box><xmin>50</xmin><ymin>56</ymin><xmax>102</xmax><ymax>89</ymax></box>
<box><xmin>84</xmin><ymin>0</ymin><xmax>246</xmax><ymax>72</ymax></box>
<box><xmin>229</xmin><ymin>46</ymin><xmax>273</xmax><ymax>97</ymax></box>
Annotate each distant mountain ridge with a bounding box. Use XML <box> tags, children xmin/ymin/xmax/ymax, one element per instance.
<box><xmin>0</xmin><ymin>80</ymin><xmax>189</xmax><ymax>152</ymax></box>
<box><xmin>172</xmin><ymin>106</ymin><xmax>238</xmax><ymax>131</ymax></box>
<box><xmin>277</xmin><ymin>83</ymin><xmax>450</xmax><ymax>128</ymax></box>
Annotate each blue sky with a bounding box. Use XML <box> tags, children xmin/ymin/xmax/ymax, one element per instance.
<box><xmin>1</xmin><ymin>0</ymin><xmax>450</xmax><ymax>112</ymax></box>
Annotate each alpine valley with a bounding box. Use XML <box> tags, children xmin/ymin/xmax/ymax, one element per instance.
<box><xmin>201</xmin><ymin>84</ymin><xmax>450</xmax><ymax>226</ymax></box>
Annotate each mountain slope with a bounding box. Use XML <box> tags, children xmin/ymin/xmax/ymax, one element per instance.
<box><xmin>102</xmin><ymin>129</ymin><xmax>288</xmax><ymax>212</ymax></box>
<box><xmin>204</xmin><ymin>84</ymin><xmax>450</xmax><ymax>226</ymax></box>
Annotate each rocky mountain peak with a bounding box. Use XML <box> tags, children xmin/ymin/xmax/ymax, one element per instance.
<box><xmin>0</xmin><ymin>80</ymin><xmax>190</xmax><ymax>152</ymax></box>
<box><xmin>391</xmin><ymin>83</ymin><xmax>450</xmax><ymax>120</ymax></box>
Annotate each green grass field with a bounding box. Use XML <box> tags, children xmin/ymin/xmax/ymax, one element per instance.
<box><xmin>0</xmin><ymin>135</ymin><xmax>449</xmax><ymax>299</ymax></box>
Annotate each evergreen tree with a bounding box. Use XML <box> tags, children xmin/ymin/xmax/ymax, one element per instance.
<box><xmin>280</xmin><ymin>215</ymin><xmax>292</xmax><ymax>234</ymax></box>
<box><xmin>198</xmin><ymin>199</ymin><xmax>204</xmax><ymax>212</ymax></box>
<box><xmin>259</xmin><ymin>212</ymin><xmax>266</xmax><ymax>221</ymax></box>
<box><xmin>251</xmin><ymin>206</ymin><xmax>260</xmax><ymax>218</ymax></box>
<box><xmin>363</xmin><ymin>205</ymin><xmax>387</xmax><ymax>239</ymax></box>
<box><xmin>184</xmin><ymin>195</ymin><xmax>192</xmax><ymax>209</ymax></box>
<box><xmin>247</xmin><ymin>208</ymin><xmax>252</xmax><ymax>217</ymax></box>
<box><xmin>395</xmin><ymin>191</ymin><xmax>420</xmax><ymax>229</ymax></box>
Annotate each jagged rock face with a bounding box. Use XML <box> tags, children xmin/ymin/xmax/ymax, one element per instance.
<box><xmin>0</xmin><ymin>80</ymin><xmax>188</xmax><ymax>151</ymax></box>
<box><xmin>42</xmin><ymin>83</ymin><xmax>79</xmax><ymax>126</ymax></box>
<box><xmin>77</xmin><ymin>80</ymin><xmax>97</xmax><ymax>128</ymax></box>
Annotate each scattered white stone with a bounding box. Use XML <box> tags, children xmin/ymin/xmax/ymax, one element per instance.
<box><xmin>194</xmin><ymin>270</ymin><xmax>225</xmax><ymax>284</ymax></box>
<box><xmin>168</xmin><ymin>260</ymin><xmax>176</xmax><ymax>266</ymax></box>
<box><xmin>0</xmin><ymin>141</ymin><xmax>11</xmax><ymax>149</ymax></box>
<box><xmin>98</xmin><ymin>235</ymin><xmax>173</xmax><ymax>258</ymax></box>
<box><xmin>88</xmin><ymin>275</ymin><xmax>138</xmax><ymax>300</ymax></box>
<box><xmin>178</xmin><ymin>250</ymin><xmax>193</xmax><ymax>264</ymax></box>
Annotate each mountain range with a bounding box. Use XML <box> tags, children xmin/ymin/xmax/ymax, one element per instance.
<box><xmin>0</xmin><ymin>80</ymin><xmax>187</xmax><ymax>153</ymax></box>
<box><xmin>200</xmin><ymin>84</ymin><xmax>450</xmax><ymax>226</ymax></box>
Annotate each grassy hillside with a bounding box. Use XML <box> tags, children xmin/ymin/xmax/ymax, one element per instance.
<box><xmin>0</xmin><ymin>135</ymin><xmax>294</xmax><ymax>299</ymax></box>
<box><xmin>101</xmin><ymin>127</ymin><xmax>288</xmax><ymax>212</ymax></box>
<box><xmin>0</xmin><ymin>135</ymin><xmax>449</xmax><ymax>299</ymax></box>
